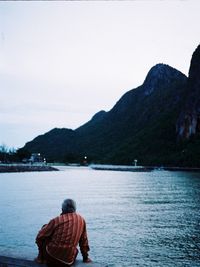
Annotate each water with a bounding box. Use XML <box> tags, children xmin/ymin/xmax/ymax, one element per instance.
<box><xmin>0</xmin><ymin>167</ymin><xmax>200</xmax><ymax>266</ymax></box>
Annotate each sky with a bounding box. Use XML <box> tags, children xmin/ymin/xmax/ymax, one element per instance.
<box><xmin>0</xmin><ymin>0</ymin><xmax>200</xmax><ymax>149</ymax></box>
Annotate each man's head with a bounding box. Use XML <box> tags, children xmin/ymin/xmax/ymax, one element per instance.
<box><xmin>62</xmin><ymin>199</ymin><xmax>76</xmax><ymax>214</ymax></box>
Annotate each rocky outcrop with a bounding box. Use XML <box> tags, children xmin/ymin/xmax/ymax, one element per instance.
<box><xmin>143</xmin><ymin>63</ymin><xmax>186</xmax><ymax>96</ymax></box>
<box><xmin>176</xmin><ymin>44</ymin><xmax>200</xmax><ymax>139</ymax></box>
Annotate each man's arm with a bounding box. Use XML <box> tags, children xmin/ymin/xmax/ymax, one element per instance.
<box><xmin>36</xmin><ymin>219</ymin><xmax>55</xmax><ymax>247</ymax></box>
<box><xmin>79</xmin><ymin>221</ymin><xmax>91</xmax><ymax>262</ymax></box>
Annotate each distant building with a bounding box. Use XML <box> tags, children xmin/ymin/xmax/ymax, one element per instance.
<box><xmin>29</xmin><ymin>153</ymin><xmax>43</xmax><ymax>163</ymax></box>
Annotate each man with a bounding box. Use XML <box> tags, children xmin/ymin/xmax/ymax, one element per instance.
<box><xmin>35</xmin><ymin>199</ymin><xmax>92</xmax><ymax>266</ymax></box>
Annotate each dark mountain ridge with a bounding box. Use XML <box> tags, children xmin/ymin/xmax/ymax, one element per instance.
<box><xmin>176</xmin><ymin>45</ymin><xmax>200</xmax><ymax>139</ymax></box>
<box><xmin>24</xmin><ymin>45</ymin><xmax>200</xmax><ymax>166</ymax></box>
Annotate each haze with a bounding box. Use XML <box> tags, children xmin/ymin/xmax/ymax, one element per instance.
<box><xmin>0</xmin><ymin>0</ymin><xmax>200</xmax><ymax>148</ymax></box>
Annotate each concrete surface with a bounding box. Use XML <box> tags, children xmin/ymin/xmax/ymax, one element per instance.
<box><xmin>0</xmin><ymin>256</ymin><xmax>106</xmax><ymax>267</ymax></box>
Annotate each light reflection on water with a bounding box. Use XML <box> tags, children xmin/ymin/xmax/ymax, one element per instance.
<box><xmin>0</xmin><ymin>167</ymin><xmax>200</xmax><ymax>266</ymax></box>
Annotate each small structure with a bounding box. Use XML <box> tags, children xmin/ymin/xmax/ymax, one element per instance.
<box><xmin>134</xmin><ymin>159</ymin><xmax>138</xmax><ymax>167</ymax></box>
<box><xmin>83</xmin><ymin>156</ymin><xmax>88</xmax><ymax>165</ymax></box>
<box><xmin>29</xmin><ymin>153</ymin><xmax>43</xmax><ymax>164</ymax></box>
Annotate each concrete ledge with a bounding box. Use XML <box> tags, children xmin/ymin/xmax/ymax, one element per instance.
<box><xmin>90</xmin><ymin>164</ymin><xmax>200</xmax><ymax>172</ymax></box>
<box><xmin>0</xmin><ymin>165</ymin><xmax>58</xmax><ymax>173</ymax></box>
<box><xmin>0</xmin><ymin>256</ymin><xmax>106</xmax><ymax>267</ymax></box>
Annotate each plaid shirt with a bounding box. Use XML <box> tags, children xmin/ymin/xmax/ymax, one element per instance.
<box><xmin>36</xmin><ymin>212</ymin><xmax>90</xmax><ymax>265</ymax></box>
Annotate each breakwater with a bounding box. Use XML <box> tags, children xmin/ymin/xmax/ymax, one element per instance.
<box><xmin>90</xmin><ymin>164</ymin><xmax>153</xmax><ymax>172</ymax></box>
<box><xmin>0</xmin><ymin>164</ymin><xmax>58</xmax><ymax>173</ymax></box>
<box><xmin>90</xmin><ymin>164</ymin><xmax>200</xmax><ymax>172</ymax></box>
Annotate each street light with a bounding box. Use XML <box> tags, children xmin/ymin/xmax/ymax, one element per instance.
<box><xmin>83</xmin><ymin>156</ymin><xmax>87</xmax><ymax>165</ymax></box>
<box><xmin>134</xmin><ymin>159</ymin><xmax>138</xmax><ymax>167</ymax></box>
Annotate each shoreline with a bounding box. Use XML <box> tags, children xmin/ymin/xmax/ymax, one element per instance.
<box><xmin>90</xmin><ymin>164</ymin><xmax>200</xmax><ymax>172</ymax></box>
<box><xmin>1</xmin><ymin>164</ymin><xmax>200</xmax><ymax>173</ymax></box>
<box><xmin>0</xmin><ymin>164</ymin><xmax>59</xmax><ymax>173</ymax></box>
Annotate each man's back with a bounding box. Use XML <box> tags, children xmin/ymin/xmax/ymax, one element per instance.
<box><xmin>36</xmin><ymin>212</ymin><xmax>90</xmax><ymax>265</ymax></box>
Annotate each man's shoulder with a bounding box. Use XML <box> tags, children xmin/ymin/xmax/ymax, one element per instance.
<box><xmin>63</xmin><ymin>212</ymin><xmax>86</xmax><ymax>223</ymax></box>
<box><xmin>74</xmin><ymin>212</ymin><xmax>84</xmax><ymax>218</ymax></box>
<box><xmin>75</xmin><ymin>213</ymin><xmax>86</xmax><ymax>222</ymax></box>
<box><xmin>52</xmin><ymin>212</ymin><xmax>86</xmax><ymax>224</ymax></box>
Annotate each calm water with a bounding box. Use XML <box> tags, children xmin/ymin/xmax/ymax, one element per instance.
<box><xmin>0</xmin><ymin>167</ymin><xmax>200</xmax><ymax>266</ymax></box>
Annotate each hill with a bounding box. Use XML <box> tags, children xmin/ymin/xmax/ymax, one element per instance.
<box><xmin>23</xmin><ymin>45</ymin><xmax>200</xmax><ymax>167</ymax></box>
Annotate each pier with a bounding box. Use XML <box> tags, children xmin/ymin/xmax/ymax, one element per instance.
<box><xmin>0</xmin><ymin>164</ymin><xmax>58</xmax><ymax>173</ymax></box>
<box><xmin>90</xmin><ymin>164</ymin><xmax>200</xmax><ymax>172</ymax></box>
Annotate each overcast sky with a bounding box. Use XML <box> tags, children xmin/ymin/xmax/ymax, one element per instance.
<box><xmin>0</xmin><ymin>0</ymin><xmax>200</xmax><ymax>149</ymax></box>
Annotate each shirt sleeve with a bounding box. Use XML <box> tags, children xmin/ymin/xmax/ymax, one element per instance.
<box><xmin>36</xmin><ymin>219</ymin><xmax>55</xmax><ymax>246</ymax></box>
<box><xmin>79</xmin><ymin>220</ymin><xmax>90</xmax><ymax>260</ymax></box>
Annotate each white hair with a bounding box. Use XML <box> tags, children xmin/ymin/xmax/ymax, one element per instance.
<box><xmin>62</xmin><ymin>199</ymin><xmax>76</xmax><ymax>213</ymax></box>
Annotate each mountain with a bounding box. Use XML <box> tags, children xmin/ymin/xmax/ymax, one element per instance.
<box><xmin>174</xmin><ymin>44</ymin><xmax>200</xmax><ymax>167</ymax></box>
<box><xmin>24</xmin><ymin>128</ymin><xmax>79</xmax><ymax>162</ymax></box>
<box><xmin>23</xmin><ymin>45</ymin><xmax>200</xmax><ymax>166</ymax></box>
<box><xmin>176</xmin><ymin>45</ymin><xmax>200</xmax><ymax>139</ymax></box>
